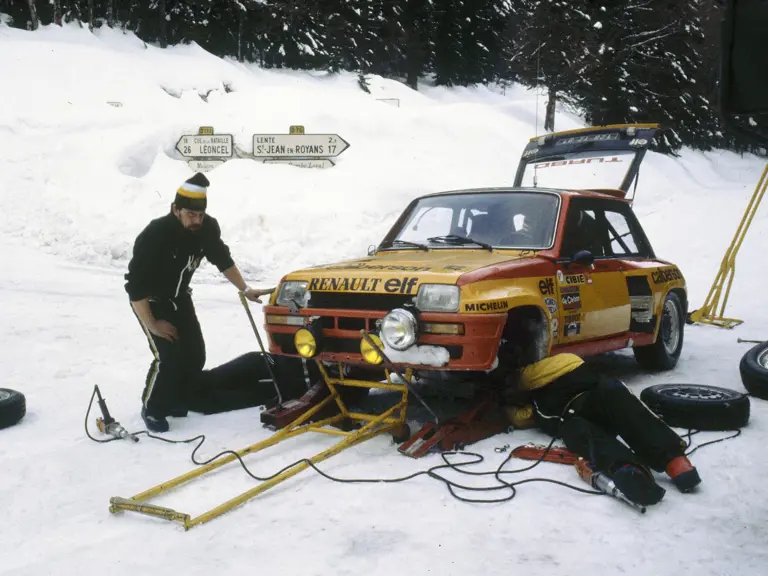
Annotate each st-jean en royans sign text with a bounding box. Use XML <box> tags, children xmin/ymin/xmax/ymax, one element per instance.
<box><xmin>252</xmin><ymin>134</ymin><xmax>350</xmax><ymax>158</ymax></box>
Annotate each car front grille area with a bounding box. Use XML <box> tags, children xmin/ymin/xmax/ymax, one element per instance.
<box><xmin>306</xmin><ymin>291</ymin><xmax>414</xmax><ymax>311</ymax></box>
<box><xmin>273</xmin><ymin>290</ymin><xmax>463</xmax><ymax>361</ymax></box>
<box><xmin>271</xmin><ymin>333</ymin><xmax>464</xmax><ymax>360</ymax></box>
<box><xmin>316</xmin><ymin>316</ymin><xmax>379</xmax><ymax>332</ymax></box>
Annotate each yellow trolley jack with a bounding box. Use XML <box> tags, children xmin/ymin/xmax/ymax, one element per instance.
<box><xmin>109</xmin><ymin>296</ymin><xmax>412</xmax><ymax>531</ymax></box>
<box><xmin>109</xmin><ymin>361</ymin><xmax>411</xmax><ymax>530</ymax></box>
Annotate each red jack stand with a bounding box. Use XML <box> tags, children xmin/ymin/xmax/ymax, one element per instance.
<box><xmin>260</xmin><ymin>382</ymin><xmax>334</xmax><ymax>429</ymax></box>
<box><xmin>398</xmin><ymin>391</ymin><xmax>509</xmax><ymax>458</ymax></box>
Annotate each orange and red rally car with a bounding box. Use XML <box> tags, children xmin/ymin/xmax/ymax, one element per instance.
<box><xmin>263</xmin><ymin>124</ymin><xmax>686</xmax><ymax>379</ymax></box>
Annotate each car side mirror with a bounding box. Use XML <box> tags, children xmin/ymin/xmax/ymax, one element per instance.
<box><xmin>367</xmin><ymin>245</ymin><xmax>377</xmax><ymax>256</ymax></box>
<box><xmin>571</xmin><ymin>250</ymin><xmax>595</xmax><ymax>266</ymax></box>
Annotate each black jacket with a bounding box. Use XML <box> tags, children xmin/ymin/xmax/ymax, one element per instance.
<box><xmin>124</xmin><ymin>212</ymin><xmax>235</xmax><ymax>302</ymax></box>
<box><xmin>530</xmin><ymin>363</ymin><xmax>601</xmax><ymax>419</ymax></box>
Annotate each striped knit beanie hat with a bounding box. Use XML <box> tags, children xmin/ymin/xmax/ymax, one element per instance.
<box><xmin>174</xmin><ymin>172</ymin><xmax>209</xmax><ymax>211</ymax></box>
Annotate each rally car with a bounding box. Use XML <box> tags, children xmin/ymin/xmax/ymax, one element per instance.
<box><xmin>263</xmin><ymin>124</ymin><xmax>687</xmax><ymax>379</ymax></box>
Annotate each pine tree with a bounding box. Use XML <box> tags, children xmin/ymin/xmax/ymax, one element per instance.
<box><xmin>316</xmin><ymin>0</ymin><xmax>361</xmax><ymax>73</ymax></box>
<box><xmin>0</xmin><ymin>0</ymin><xmax>36</xmax><ymax>29</ymax></box>
<box><xmin>575</xmin><ymin>1</ymin><xmax>724</xmax><ymax>153</ymax></box>
<box><xmin>368</xmin><ymin>0</ymin><xmax>408</xmax><ymax>80</ymax></box>
<box><xmin>251</xmin><ymin>0</ymin><xmax>326</xmax><ymax>69</ymax></box>
<box><xmin>400</xmin><ymin>0</ymin><xmax>433</xmax><ymax>89</ymax></box>
<box><xmin>456</xmin><ymin>0</ymin><xmax>509</xmax><ymax>85</ymax></box>
<box><xmin>432</xmin><ymin>0</ymin><xmax>462</xmax><ymax>86</ymax></box>
<box><xmin>513</xmin><ymin>0</ymin><xmax>595</xmax><ymax>131</ymax></box>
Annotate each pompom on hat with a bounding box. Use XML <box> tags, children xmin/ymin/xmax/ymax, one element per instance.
<box><xmin>174</xmin><ymin>172</ymin><xmax>209</xmax><ymax>211</ymax></box>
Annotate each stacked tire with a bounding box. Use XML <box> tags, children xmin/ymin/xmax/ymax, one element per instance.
<box><xmin>739</xmin><ymin>342</ymin><xmax>768</xmax><ymax>400</ymax></box>
<box><xmin>0</xmin><ymin>389</ymin><xmax>26</xmax><ymax>430</ymax></box>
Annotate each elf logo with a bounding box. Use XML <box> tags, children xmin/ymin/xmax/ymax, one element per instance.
<box><xmin>538</xmin><ymin>278</ymin><xmax>555</xmax><ymax>295</ymax></box>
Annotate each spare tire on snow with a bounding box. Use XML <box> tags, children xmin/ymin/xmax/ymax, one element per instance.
<box><xmin>0</xmin><ymin>388</ymin><xmax>26</xmax><ymax>430</ymax></box>
<box><xmin>739</xmin><ymin>342</ymin><xmax>768</xmax><ymax>400</ymax></box>
<box><xmin>640</xmin><ymin>384</ymin><xmax>749</xmax><ymax>431</ymax></box>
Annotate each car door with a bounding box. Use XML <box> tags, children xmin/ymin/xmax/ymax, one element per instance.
<box><xmin>554</xmin><ymin>197</ymin><xmax>632</xmax><ymax>344</ymax></box>
<box><xmin>599</xmin><ymin>202</ymin><xmax>658</xmax><ymax>337</ymax></box>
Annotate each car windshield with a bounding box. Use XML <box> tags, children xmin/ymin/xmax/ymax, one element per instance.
<box><xmin>520</xmin><ymin>150</ymin><xmax>636</xmax><ymax>190</ymax></box>
<box><xmin>387</xmin><ymin>191</ymin><xmax>560</xmax><ymax>250</ymax></box>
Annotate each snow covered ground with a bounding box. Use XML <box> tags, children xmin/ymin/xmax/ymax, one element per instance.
<box><xmin>1</xmin><ymin>21</ymin><xmax>768</xmax><ymax>576</ymax></box>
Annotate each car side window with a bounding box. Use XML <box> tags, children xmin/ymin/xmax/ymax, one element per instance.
<box><xmin>561</xmin><ymin>206</ymin><xmax>608</xmax><ymax>258</ymax></box>
<box><xmin>604</xmin><ymin>209</ymin><xmax>641</xmax><ymax>256</ymax></box>
<box><xmin>562</xmin><ymin>199</ymin><xmax>651</xmax><ymax>259</ymax></box>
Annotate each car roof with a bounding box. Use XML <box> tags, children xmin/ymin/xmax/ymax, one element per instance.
<box><xmin>417</xmin><ymin>186</ymin><xmax>631</xmax><ymax>202</ymax></box>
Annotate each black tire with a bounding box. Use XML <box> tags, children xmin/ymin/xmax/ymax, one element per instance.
<box><xmin>640</xmin><ymin>384</ymin><xmax>750</xmax><ymax>430</ymax></box>
<box><xmin>634</xmin><ymin>291</ymin><xmax>685</xmax><ymax>371</ymax></box>
<box><xmin>739</xmin><ymin>342</ymin><xmax>768</xmax><ymax>400</ymax></box>
<box><xmin>0</xmin><ymin>388</ymin><xmax>26</xmax><ymax>430</ymax></box>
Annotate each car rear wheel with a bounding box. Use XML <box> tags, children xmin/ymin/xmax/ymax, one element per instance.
<box><xmin>633</xmin><ymin>291</ymin><xmax>684</xmax><ymax>371</ymax></box>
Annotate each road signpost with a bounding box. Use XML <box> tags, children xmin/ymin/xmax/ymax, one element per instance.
<box><xmin>175</xmin><ymin>127</ymin><xmax>233</xmax><ymax>172</ymax></box>
<box><xmin>250</xmin><ymin>127</ymin><xmax>349</xmax><ymax>169</ymax></box>
<box><xmin>252</xmin><ymin>133</ymin><xmax>350</xmax><ymax>159</ymax></box>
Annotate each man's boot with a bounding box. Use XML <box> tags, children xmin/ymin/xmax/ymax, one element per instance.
<box><xmin>141</xmin><ymin>406</ymin><xmax>170</xmax><ymax>433</ymax></box>
<box><xmin>666</xmin><ymin>456</ymin><xmax>701</xmax><ymax>493</ymax></box>
<box><xmin>611</xmin><ymin>463</ymin><xmax>666</xmax><ymax>506</ymax></box>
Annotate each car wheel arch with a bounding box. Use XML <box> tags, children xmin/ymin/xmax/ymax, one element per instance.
<box><xmin>498</xmin><ymin>305</ymin><xmax>551</xmax><ymax>369</ymax></box>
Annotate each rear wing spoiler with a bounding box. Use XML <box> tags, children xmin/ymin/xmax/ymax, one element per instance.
<box><xmin>513</xmin><ymin>123</ymin><xmax>660</xmax><ymax>193</ymax></box>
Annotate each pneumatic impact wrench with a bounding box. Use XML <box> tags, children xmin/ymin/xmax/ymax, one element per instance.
<box><xmin>94</xmin><ymin>385</ymin><xmax>139</xmax><ymax>443</ymax></box>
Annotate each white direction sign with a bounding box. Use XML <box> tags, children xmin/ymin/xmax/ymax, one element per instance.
<box><xmin>188</xmin><ymin>159</ymin><xmax>225</xmax><ymax>172</ymax></box>
<box><xmin>252</xmin><ymin>134</ymin><xmax>350</xmax><ymax>158</ymax></box>
<box><xmin>176</xmin><ymin>134</ymin><xmax>233</xmax><ymax>158</ymax></box>
<box><xmin>263</xmin><ymin>158</ymin><xmax>335</xmax><ymax>169</ymax></box>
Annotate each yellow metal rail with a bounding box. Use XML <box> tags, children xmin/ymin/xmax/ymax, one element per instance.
<box><xmin>689</xmin><ymin>162</ymin><xmax>768</xmax><ymax>329</ymax></box>
<box><xmin>109</xmin><ymin>356</ymin><xmax>412</xmax><ymax>530</ymax></box>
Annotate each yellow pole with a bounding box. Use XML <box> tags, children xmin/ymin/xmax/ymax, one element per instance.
<box><xmin>183</xmin><ymin>401</ymin><xmax>405</xmax><ymax>529</ymax></box>
<box><xmin>118</xmin><ymin>394</ymin><xmax>341</xmax><ymax>504</ymax></box>
<box><xmin>689</xmin><ymin>162</ymin><xmax>768</xmax><ymax>328</ymax></box>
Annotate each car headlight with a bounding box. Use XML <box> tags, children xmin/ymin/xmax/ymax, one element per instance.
<box><xmin>276</xmin><ymin>281</ymin><xmax>308</xmax><ymax>307</ymax></box>
<box><xmin>414</xmin><ymin>284</ymin><xmax>460</xmax><ymax>312</ymax></box>
<box><xmin>381</xmin><ymin>308</ymin><xmax>418</xmax><ymax>351</ymax></box>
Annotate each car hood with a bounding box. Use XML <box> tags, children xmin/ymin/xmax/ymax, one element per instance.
<box><xmin>283</xmin><ymin>249</ymin><xmax>537</xmax><ymax>294</ymax></box>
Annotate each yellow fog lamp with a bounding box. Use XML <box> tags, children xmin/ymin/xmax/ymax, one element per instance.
<box><xmin>294</xmin><ymin>319</ymin><xmax>323</xmax><ymax>358</ymax></box>
<box><xmin>360</xmin><ymin>333</ymin><xmax>385</xmax><ymax>365</ymax></box>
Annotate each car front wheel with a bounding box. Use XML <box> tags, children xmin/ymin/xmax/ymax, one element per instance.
<box><xmin>633</xmin><ymin>291</ymin><xmax>685</xmax><ymax>371</ymax></box>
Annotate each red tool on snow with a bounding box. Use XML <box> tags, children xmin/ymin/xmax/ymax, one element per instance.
<box><xmin>507</xmin><ymin>443</ymin><xmax>580</xmax><ymax>465</ymax></box>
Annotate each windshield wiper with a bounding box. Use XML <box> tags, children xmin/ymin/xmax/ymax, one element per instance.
<box><xmin>427</xmin><ymin>234</ymin><xmax>494</xmax><ymax>252</ymax></box>
<box><xmin>389</xmin><ymin>239</ymin><xmax>430</xmax><ymax>251</ymax></box>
